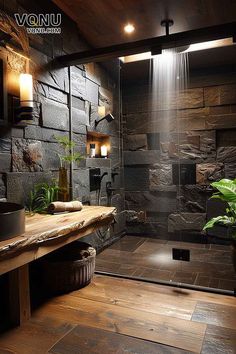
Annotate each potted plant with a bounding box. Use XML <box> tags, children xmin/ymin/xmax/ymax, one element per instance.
<box><xmin>55</xmin><ymin>136</ymin><xmax>84</xmax><ymax>202</ymax></box>
<box><xmin>27</xmin><ymin>181</ymin><xmax>59</xmax><ymax>214</ymax></box>
<box><xmin>203</xmin><ymin>178</ymin><xmax>236</xmax><ymax>271</ymax></box>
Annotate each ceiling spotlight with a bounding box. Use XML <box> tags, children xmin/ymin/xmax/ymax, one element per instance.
<box><xmin>124</xmin><ymin>23</ymin><xmax>135</xmax><ymax>34</ymax></box>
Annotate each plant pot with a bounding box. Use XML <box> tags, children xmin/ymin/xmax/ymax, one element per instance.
<box><xmin>58</xmin><ymin>167</ymin><xmax>69</xmax><ymax>202</ymax></box>
<box><xmin>41</xmin><ymin>242</ymin><xmax>96</xmax><ymax>295</ymax></box>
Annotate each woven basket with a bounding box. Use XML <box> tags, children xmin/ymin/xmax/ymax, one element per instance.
<box><xmin>41</xmin><ymin>242</ymin><xmax>96</xmax><ymax>295</ymax></box>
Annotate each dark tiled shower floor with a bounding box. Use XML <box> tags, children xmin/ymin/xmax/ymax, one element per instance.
<box><xmin>96</xmin><ymin>235</ymin><xmax>236</xmax><ymax>292</ymax></box>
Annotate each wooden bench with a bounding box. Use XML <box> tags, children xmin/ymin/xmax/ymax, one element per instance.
<box><xmin>0</xmin><ymin>206</ymin><xmax>116</xmax><ymax>326</ymax></box>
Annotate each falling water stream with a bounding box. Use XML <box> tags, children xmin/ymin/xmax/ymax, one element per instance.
<box><xmin>150</xmin><ymin>48</ymin><xmax>189</xmax><ymax>229</ymax></box>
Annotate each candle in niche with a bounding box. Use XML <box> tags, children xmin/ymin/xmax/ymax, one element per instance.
<box><xmin>20</xmin><ymin>73</ymin><xmax>33</xmax><ymax>107</ymax></box>
<box><xmin>101</xmin><ymin>145</ymin><xmax>108</xmax><ymax>158</ymax></box>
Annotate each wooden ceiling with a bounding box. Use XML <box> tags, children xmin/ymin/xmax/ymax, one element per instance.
<box><xmin>53</xmin><ymin>0</ymin><xmax>236</xmax><ymax>48</ymax></box>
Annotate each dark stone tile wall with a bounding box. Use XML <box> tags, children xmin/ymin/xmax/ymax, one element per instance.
<box><xmin>123</xmin><ymin>70</ymin><xmax>236</xmax><ymax>238</ymax></box>
<box><xmin>0</xmin><ymin>0</ymin><xmax>124</xmax><ymax>250</ymax></box>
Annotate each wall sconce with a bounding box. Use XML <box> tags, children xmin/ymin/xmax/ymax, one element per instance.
<box><xmin>95</xmin><ymin>113</ymin><xmax>115</xmax><ymax>128</ymax></box>
<box><xmin>14</xmin><ymin>73</ymin><xmax>35</xmax><ymax>123</ymax></box>
<box><xmin>101</xmin><ymin>144</ymin><xmax>108</xmax><ymax>158</ymax></box>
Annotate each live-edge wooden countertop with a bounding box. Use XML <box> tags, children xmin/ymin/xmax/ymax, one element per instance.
<box><xmin>0</xmin><ymin>206</ymin><xmax>116</xmax><ymax>275</ymax></box>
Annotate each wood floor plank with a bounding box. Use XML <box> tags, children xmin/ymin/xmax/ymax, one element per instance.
<box><xmin>49</xmin><ymin>324</ymin><xmax>190</xmax><ymax>354</ymax></box>
<box><xmin>192</xmin><ymin>301</ymin><xmax>236</xmax><ymax>330</ymax></box>
<box><xmin>35</xmin><ymin>294</ymin><xmax>206</xmax><ymax>353</ymax></box>
<box><xmin>71</xmin><ymin>275</ymin><xmax>197</xmax><ymax>320</ymax></box>
<box><xmin>0</xmin><ymin>317</ymin><xmax>74</xmax><ymax>354</ymax></box>
<box><xmin>92</xmin><ymin>275</ymin><xmax>236</xmax><ymax>307</ymax></box>
<box><xmin>201</xmin><ymin>324</ymin><xmax>236</xmax><ymax>354</ymax></box>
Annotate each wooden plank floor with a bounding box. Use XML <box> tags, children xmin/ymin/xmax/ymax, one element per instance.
<box><xmin>0</xmin><ymin>274</ymin><xmax>235</xmax><ymax>353</ymax></box>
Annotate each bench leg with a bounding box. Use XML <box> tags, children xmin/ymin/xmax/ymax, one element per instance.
<box><xmin>9</xmin><ymin>264</ymin><xmax>31</xmax><ymax>326</ymax></box>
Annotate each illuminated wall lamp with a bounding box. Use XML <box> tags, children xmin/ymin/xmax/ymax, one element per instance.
<box><xmin>15</xmin><ymin>73</ymin><xmax>37</xmax><ymax>124</ymax></box>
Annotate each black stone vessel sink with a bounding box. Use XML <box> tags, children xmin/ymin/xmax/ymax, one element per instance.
<box><xmin>0</xmin><ymin>202</ymin><xmax>25</xmax><ymax>241</ymax></box>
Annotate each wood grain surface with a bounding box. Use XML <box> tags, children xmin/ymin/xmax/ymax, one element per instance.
<box><xmin>0</xmin><ymin>206</ymin><xmax>115</xmax><ymax>275</ymax></box>
<box><xmin>0</xmin><ymin>274</ymin><xmax>235</xmax><ymax>353</ymax></box>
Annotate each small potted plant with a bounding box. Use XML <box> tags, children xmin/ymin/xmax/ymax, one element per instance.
<box><xmin>27</xmin><ymin>181</ymin><xmax>59</xmax><ymax>214</ymax></box>
<box><xmin>55</xmin><ymin>136</ymin><xmax>84</xmax><ymax>202</ymax></box>
<box><xmin>203</xmin><ymin>178</ymin><xmax>236</xmax><ymax>271</ymax></box>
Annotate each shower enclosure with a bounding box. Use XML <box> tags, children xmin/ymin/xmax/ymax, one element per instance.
<box><xmin>94</xmin><ymin>46</ymin><xmax>236</xmax><ymax>295</ymax></box>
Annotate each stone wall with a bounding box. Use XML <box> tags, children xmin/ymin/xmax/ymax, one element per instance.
<box><xmin>123</xmin><ymin>69</ymin><xmax>236</xmax><ymax>239</ymax></box>
<box><xmin>0</xmin><ymin>0</ymin><xmax>125</xmax><ymax>250</ymax></box>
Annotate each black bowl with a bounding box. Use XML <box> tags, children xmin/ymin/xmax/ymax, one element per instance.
<box><xmin>0</xmin><ymin>202</ymin><xmax>25</xmax><ymax>241</ymax></box>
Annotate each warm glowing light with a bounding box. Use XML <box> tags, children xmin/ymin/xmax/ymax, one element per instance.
<box><xmin>120</xmin><ymin>37</ymin><xmax>234</xmax><ymax>63</ymax></box>
<box><xmin>120</xmin><ymin>52</ymin><xmax>152</xmax><ymax>63</ymax></box>
<box><xmin>101</xmin><ymin>145</ymin><xmax>108</xmax><ymax>158</ymax></box>
<box><xmin>124</xmin><ymin>23</ymin><xmax>135</xmax><ymax>34</ymax></box>
<box><xmin>20</xmin><ymin>74</ymin><xmax>33</xmax><ymax>107</ymax></box>
<box><xmin>185</xmin><ymin>38</ymin><xmax>233</xmax><ymax>53</ymax></box>
<box><xmin>98</xmin><ymin>106</ymin><xmax>106</xmax><ymax>117</ymax></box>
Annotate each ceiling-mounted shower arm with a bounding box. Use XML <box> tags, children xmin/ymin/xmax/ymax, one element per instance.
<box><xmin>161</xmin><ymin>19</ymin><xmax>174</xmax><ymax>36</ymax></box>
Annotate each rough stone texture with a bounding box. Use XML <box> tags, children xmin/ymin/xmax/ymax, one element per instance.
<box><xmin>24</xmin><ymin>126</ymin><xmax>68</xmax><ymax>142</ymax></box>
<box><xmin>124</xmin><ymin>150</ymin><xmax>160</xmax><ymax>165</ymax></box>
<box><xmin>73</xmin><ymin>133</ymin><xmax>87</xmax><ymax>157</ymax></box>
<box><xmin>73</xmin><ymin>169</ymin><xmax>90</xmax><ymax>202</ymax></box>
<box><xmin>225</xmin><ymin>163</ymin><xmax>236</xmax><ymax>179</ymax></box>
<box><xmin>41</xmin><ymin>98</ymin><xmax>69</xmax><ymax>131</ymax></box>
<box><xmin>168</xmin><ymin>213</ymin><xmax>206</xmax><ymax>232</ymax></box>
<box><xmin>125</xmin><ymin>111</ymin><xmax>177</xmax><ymax>134</ymax></box>
<box><xmin>99</xmin><ymin>86</ymin><xmax>113</xmax><ymax>113</ymax></box>
<box><xmin>204</xmin><ymin>84</ymin><xmax>236</xmax><ymax>106</ymax></box>
<box><xmin>6</xmin><ymin>172</ymin><xmax>55</xmax><ymax>205</ymax></box>
<box><xmin>71</xmin><ymin>66</ymin><xmax>86</xmax><ymax>100</ymax></box>
<box><xmin>41</xmin><ymin>142</ymin><xmax>64</xmax><ymax>171</ymax></box>
<box><xmin>196</xmin><ymin>163</ymin><xmax>225</xmax><ymax>185</ymax></box>
<box><xmin>179</xmin><ymin>130</ymin><xmax>216</xmax><ymax>162</ymax></box>
<box><xmin>85</xmin><ymin>158</ymin><xmax>111</xmax><ymax>168</ymax></box>
<box><xmin>123</xmin><ymin>134</ymin><xmax>147</xmax><ymax>151</ymax></box>
<box><xmin>177</xmin><ymin>107</ymin><xmax>208</xmax><ymax>131</ymax></box>
<box><xmin>34</xmin><ymin>82</ymin><xmax>68</xmax><ymax>105</ymax></box>
<box><xmin>0</xmin><ymin>174</ymin><xmax>6</xmax><ymax>198</ymax></box>
<box><xmin>123</xmin><ymin>74</ymin><xmax>236</xmax><ymax>237</ymax></box>
<box><xmin>0</xmin><ymin>154</ymin><xmax>11</xmax><ymax>173</ymax></box>
<box><xmin>86</xmin><ymin>79</ymin><xmax>99</xmax><ymax>105</ymax></box>
<box><xmin>217</xmin><ymin>147</ymin><xmax>236</xmax><ymax>163</ymax></box>
<box><xmin>0</xmin><ymin>0</ymin><xmax>124</xmax><ymax>248</ymax></box>
<box><xmin>206</xmin><ymin>114</ymin><xmax>236</xmax><ymax>129</ymax></box>
<box><xmin>124</xmin><ymin>167</ymin><xmax>149</xmax><ymax>191</ymax></box>
<box><xmin>125</xmin><ymin>191</ymin><xmax>177</xmax><ymax>213</ymax></box>
<box><xmin>12</xmin><ymin>138</ymin><xmax>43</xmax><ymax>172</ymax></box>
<box><xmin>0</xmin><ymin>138</ymin><xmax>11</xmax><ymax>153</ymax></box>
<box><xmin>159</xmin><ymin>130</ymin><xmax>216</xmax><ymax>163</ymax></box>
<box><xmin>178</xmin><ymin>185</ymin><xmax>212</xmax><ymax>213</ymax></box>
<box><xmin>123</xmin><ymin>87</ymin><xmax>203</xmax><ymax>113</ymax></box>
<box><xmin>126</xmin><ymin>210</ymin><xmax>146</xmax><ymax>223</ymax></box>
<box><xmin>149</xmin><ymin>164</ymin><xmax>172</xmax><ymax>190</ymax></box>
<box><xmin>36</xmin><ymin>67</ymin><xmax>69</xmax><ymax>93</ymax></box>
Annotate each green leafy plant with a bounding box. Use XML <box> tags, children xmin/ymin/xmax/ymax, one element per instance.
<box><xmin>27</xmin><ymin>181</ymin><xmax>59</xmax><ymax>213</ymax></box>
<box><xmin>54</xmin><ymin>136</ymin><xmax>84</xmax><ymax>167</ymax></box>
<box><xmin>203</xmin><ymin>178</ymin><xmax>236</xmax><ymax>239</ymax></box>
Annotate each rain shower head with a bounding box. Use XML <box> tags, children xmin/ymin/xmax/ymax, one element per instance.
<box><xmin>161</xmin><ymin>19</ymin><xmax>174</xmax><ymax>36</ymax></box>
<box><xmin>95</xmin><ymin>113</ymin><xmax>115</xmax><ymax>128</ymax></box>
<box><xmin>161</xmin><ymin>19</ymin><xmax>190</xmax><ymax>53</ymax></box>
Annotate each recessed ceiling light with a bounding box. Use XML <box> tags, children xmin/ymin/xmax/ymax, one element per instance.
<box><xmin>124</xmin><ymin>23</ymin><xmax>135</xmax><ymax>34</ymax></box>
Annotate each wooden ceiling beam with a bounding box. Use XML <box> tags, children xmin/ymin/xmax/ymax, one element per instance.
<box><xmin>52</xmin><ymin>22</ymin><xmax>236</xmax><ymax>67</ymax></box>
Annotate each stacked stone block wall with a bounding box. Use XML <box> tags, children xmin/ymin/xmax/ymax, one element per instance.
<box><xmin>123</xmin><ymin>70</ymin><xmax>236</xmax><ymax>238</ymax></box>
<box><xmin>0</xmin><ymin>0</ymin><xmax>124</xmax><ymax>249</ymax></box>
